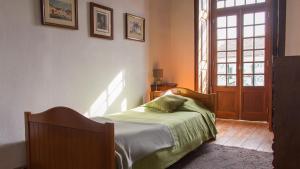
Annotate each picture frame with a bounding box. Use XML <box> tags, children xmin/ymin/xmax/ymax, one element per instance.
<box><xmin>41</xmin><ymin>0</ymin><xmax>78</xmax><ymax>29</ymax></box>
<box><xmin>125</xmin><ymin>13</ymin><xmax>145</xmax><ymax>42</ymax></box>
<box><xmin>90</xmin><ymin>2</ymin><xmax>113</xmax><ymax>40</ymax></box>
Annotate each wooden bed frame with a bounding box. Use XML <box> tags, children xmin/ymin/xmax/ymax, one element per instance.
<box><xmin>24</xmin><ymin>87</ymin><xmax>216</xmax><ymax>169</ymax></box>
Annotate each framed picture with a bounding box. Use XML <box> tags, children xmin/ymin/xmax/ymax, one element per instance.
<box><xmin>90</xmin><ymin>2</ymin><xmax>113</xmax><ymax>40</ymax></box>
<box><xmin>125</xmin><ymin>13</ymin><xmax>145</xmax><ymax>42</ymax></box>
<box><xmin>41</xmin><ymin>0</ymin><xmax>78</xmax><ymax>29</ymax></box>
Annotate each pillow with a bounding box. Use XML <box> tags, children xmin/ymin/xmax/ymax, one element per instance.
<box><xmin>144</xmin><ymin>95</ymin><xmax>187</xmax><ymax>113</ymax></box>
<box><xmin>164</xmin><ymin>93</ymin><xmax>209</xmax><ymax>112</ymax></box>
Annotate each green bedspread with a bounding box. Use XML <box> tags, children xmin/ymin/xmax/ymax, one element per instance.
<box><xmin>105</xmin><ymin>97</ymin><xmax>217</xmax><ymax>169</ymax></box>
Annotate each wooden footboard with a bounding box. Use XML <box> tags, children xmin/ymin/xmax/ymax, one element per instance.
<box><xmin>24</xmin><ymin>107</ymin><xmax>115</xmax><ymax>169</ymax></box>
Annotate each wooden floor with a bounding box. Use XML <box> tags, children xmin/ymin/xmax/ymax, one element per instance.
<box><xmin>213</xmin><ymin>119</ymin><xmax>273</xmax><ymax>152</ymax></box>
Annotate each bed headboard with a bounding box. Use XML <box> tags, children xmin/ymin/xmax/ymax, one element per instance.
<box><xmin>168</xmin><ymin>87</ymin><xmax>217</xmax><ymax>113</ymax></box>
<box><xmin>25</xmin><ymin>107</ymin><xmax>115</xmax><ymax>169</ymax></box>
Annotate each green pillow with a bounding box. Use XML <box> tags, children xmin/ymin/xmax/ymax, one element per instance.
<box><xmin>144</xmin><ymin>95</ymin><xmax>187</xmax><ymax>112</ymax></box>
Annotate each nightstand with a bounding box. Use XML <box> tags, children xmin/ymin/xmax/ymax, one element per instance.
<box><xmin>150</xmin><ymin>83</ymin><xmax>177</xmax><ymax>100</ymax></box>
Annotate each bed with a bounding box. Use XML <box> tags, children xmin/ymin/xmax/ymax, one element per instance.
<box><xmin>25</xmin><ymin>87</ymin><xmax>217</xmax><ymax>169</ymax></box>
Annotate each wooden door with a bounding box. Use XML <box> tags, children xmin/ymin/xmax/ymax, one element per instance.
<box><xmin>211</xmin><ymin>1</ymin><xmax>271</xmax><ymax>121</ymax></box>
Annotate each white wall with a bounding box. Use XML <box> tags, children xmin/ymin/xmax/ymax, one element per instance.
<box><xmin>149</xmin><ymin>0</ymin><xmax>195</xmax><ymax>89</ymax></box>
<box><xmin>169</xmin><ymin>0</ymin><xmax>194</xmax><ymax>89</ymax></box>
<box><xmin>285</xmin><ymin>0</ymin><xmax>300</xmax><ymax>56</ymax></box>
<box><xmin>0</xmin><ymin>0</ymin><xmax>149</xmax><ymax>168</ymax></box>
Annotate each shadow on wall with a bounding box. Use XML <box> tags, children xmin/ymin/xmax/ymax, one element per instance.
<box><xmin>85</xmin><ymin>70</ymin><xmax>127</xmax><ymax>118</ymax></box>
<box><xmin>0</xmin><ymin>142</ymin><xmax>26</xmax><ymax>169</ymax></box>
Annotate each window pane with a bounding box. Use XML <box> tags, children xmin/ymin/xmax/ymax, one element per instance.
<box><xmin>227</xmin><ymin>39</ymin><xmax>237</xmax><ymax>50</ymax></box>
<box><xmin>246</xmin><ymin>0</ymin><xmax>255</xmax><ymax>4</ymax></box>
<box><xmin>244</xmin><ymin>38</ymin><xmax>254</xmax><ymax>50</ymax></box>
<box><xmin>254</xmin><ymin>75</ymin><xmax>264</xmax><ymax>86</ymax></box>
<box><xmin>226</xmin><ymin>0</ymin><xmax>235</xmax><ymax>7</ymax></box>
<box><xmin>236</xmin><ymin>0</ymin><xmax>245</xmax><ymax>6</ymax></box>
<box><xmin>254</xmin><ymin>63</ymin><xmax>264</xmax><ymax>74</ymax></box>
<box><xmin>217</xmin><ymin>0</ymin><xmax>225</xmax><ymax>8</ymax></box>
<box><xmin>244</xmin><ymin>75</ymin><xmax>253</xmax><ymax>86</ymax></box>
<box><xmin>257</xmin><ymin>0</ymin><xmax>266</xmax><ymax>3</ymax></box>
<box><xmin>217</xmin><ymin>52</ymin><xmax>226</xmax><ymax>63</ymax></box>
<box><xmin>218</xmin><ymin>64</ymin><xmax>226</xmax><ymax>74</ymax></box>
<box><xmin>244</xmin><ymin>13</ymin><xmax>254</xmax><ymax>25</ymax></box>
<box><xmin>227</xmin><ymin>75</ymin><xmax>236</xmax><ymax>86</ymax></box>
<box><xmin>218</xmin><ymin>28</ymin><xmax>227</xmax><ymax>39</ymax></box>
<box><xmin>244</xmin><ymin>63</ymin><xmax>253</xmax><ymax>74</ymax></box>
<box><xmin>227</xmin><ymin>15</ymin><xmax>237</xmax><ymax>27</ymax></box>
<box><xmin>255</xmin><ymin>50</ymin><xmax>265</xmax><ymax>61</ymax></box>
<box><xmin>217</xmin><ymin>40</ymin><xmax>226</xmax><ymax>51</ymax></box>
<box><xmin>255</xmin><ymin>37</ymin><xmax>265</xmax><ymax>49</ymax></box>
<box><xmin>228</xmin><ymin>64</ymin><xmax>236</xmax><ymax>74</ymax></box>
<box><xmin>244</xmin><ymin>51</ymin><xmax>253</xmax><ymax>62</ymax></box>
<box><xmin>227</xmin><ymin>51</ymin><xmax>237</xmax><ymax>62</ymax></box>
<box><xmin>218</xmin><ymin>75</ymin><xmax>226</xmax><ymax>86</ymax></box>
<box><xmin>244</xmin><ymin>26</ymin><xmax>254</xmax><ymax>38</ymax></box>
<box><xmin>217</xmin><ymin>16</ymin><xmax>227</xmax><ymax>28</ymax></box>
<box><xmin>227</xmin><ymin>28</ymin><xmax>237</xmax><ymax>39</ymax></box>
<box><xmin>255</xmin><ymin>12</ymin><xmax>265</xmax><ymax>24</ymax></box>
<box><xmin>255</xmin><ymin>25</ymin><xmax>265</xmax><ymax>37</ymax></box>
<box><xmin>201</xmin><ymin>0</ymin><xmax>208</xmax><ymax>10</ymax></box>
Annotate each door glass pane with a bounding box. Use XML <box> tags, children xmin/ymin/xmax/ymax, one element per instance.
<box><xmin>226</xmin><ymin>0</ymin><xmax>235</xmax><ymax>7</ymax></box>
<box><xmin>243</xmin><ymin>51</ymin><xmax>253</xmax><ymax>62</ymax></box>
<box><xmin>244</xmin><ymin>13</ymin><xmax>254</xmax><ymax>25</ymax></box>
<box><xmin>216</xmin><ymin>0</ymin><xmax>266</xmax><ymax>9</ymax></box>
<box><xmin>254</xmin><ymin>63</ymin><xmax>264</xmax><ymax>74</ymax></box>
<box><xmin>227</xmin><ymin>39</ymin><xmax>237</xmax><ymax>50</ymax></box>
<box><xmin>218</xmin><ymin>28</ymin><xmax>227</xmax><ymax>39</ymax></box>
<box><xmin>243</xmin><ymin>75</ymin><xmax>253</xmax><ymax>86</ymax></box>
<box><xmin>227</xmin><ymin>75</ymin><xmax>236</xmax><ymax>86</ymax></box>
<box><xmin>236</xmin><ymin>0</ymin><xmax>245</xmax><ymax>6</ymax></box>
<box><xmin>217</xmin><ymin>52</ymin><xmax>226</xmax><ymax>63</ymax></box>
<box><xmin>217</xmin><ymin>16</ymin><xmax>227</xmax><ymax>28</ymax></box>
<box><xmin>255</xmin><ymin>12</ymin><xmax>265</xmax><ymax>24</ymax></box>
<box><xmin>254</xmin><ymin>75</ymin><xmax>264</xmax><ymax>86</ymax></box>
<box><xmin>244</xmin><ymin>63</ymin><xmax>253</xmax><ymax>74</ymax></box>
<box><xmin>244</xmin><ymin>26</ymin><xmax>254</xmax><ymax>38</ymax></box>
<box><xmin>254</xmin><ymin>50</ymin><xmax>264</xmax><ymax>61</ymax></box>
<box><xmin>228</xmin><ymin>64</ymin><xmax>236</xmax><ymax>74</ymax></box>
<box><xmin>217</xmin><ymin>0</ymin><xmax>225</xmax><ymax>8</ymax></box>
<box><xmin>255</xmin><ymin>25</ymin><xmax>265</xmax><ymax>36</ymax></box>
<box><xmin>218</xmin><ymin>75</ymin><xmax>226</xmax><ymax>86</ymax></box>
<box><xmin>246</xmin><ymin>0</ymin><xmax>255</xmax><ymax>4</ymax></box>
<box><xmin>244</xmin><ymin>38</ymin><xmax>254</xmax><ymax>49</ymax></box>
<box><xmin>255</xmin><ymin>37</ymin><xmax>265</xmax><ymax>49</ymax></box>
<box><xmin>228</xmin><ymin>28</ymin><xmax>237</xmax><ymax>39</ymax></box>
<box><xmin>227</xmin><ymin>52</ymin><xmax>237</xmax><ymax>62</ymax></box>
<box><xmin>217</xmin><ymin>40</ymin><xmax>226</xmax><ymax>51</ymax></box>
<box><xmin>227</xmin><ymin>15</ymin><xmax>237</xmax><ymax>27</ymax></box>
<box><xmin>218</xmin><ymin>64</ymin><xmax>226</xmax><ymax>74</ymax></box>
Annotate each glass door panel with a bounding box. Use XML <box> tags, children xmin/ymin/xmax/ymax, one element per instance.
<box><xmin>242</xmin><ymin>12</ymin><xmax>266</xmax><ymax>87</ymax></box>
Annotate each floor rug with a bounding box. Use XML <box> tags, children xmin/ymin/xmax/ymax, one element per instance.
<box><xmin>168</xmin><ymin>143</ymin><xmax>273</xmax><ymax>169</ymax></box>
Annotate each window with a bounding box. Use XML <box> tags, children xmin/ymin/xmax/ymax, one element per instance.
<box><xmin>216</xmin><ymin>15</ymin><xmax>237</xmax><ymax>86</ymax></box>
<box><xmin>217</xmin><ymin>0</ymin><xmax>266</xmax><ymax>9</ymax></box>
<box><xmin>197</xmin><ymin>0</ymin><xmax>210</xmax><ymax>93</ymax></box>
<box><xmin>242</xmin><ymin>12</ymin><xmax>266</xmax><ymax>86</ymax></box>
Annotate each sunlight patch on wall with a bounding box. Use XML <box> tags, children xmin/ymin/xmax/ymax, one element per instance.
<box><xmin>85</xmin><ymin>71</ymin><xmax>125</xmax><ymax>118</ymax></box>
<box><xmin>121</xmin><ymin>98</ymin><xmax>127</xmax><ymax>112</ymax></box>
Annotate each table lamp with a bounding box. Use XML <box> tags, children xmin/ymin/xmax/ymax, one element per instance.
<box><xmin>153</xmin><ymin>69</ymin><xmax>163</xmax><ymax>85</ymax></box>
